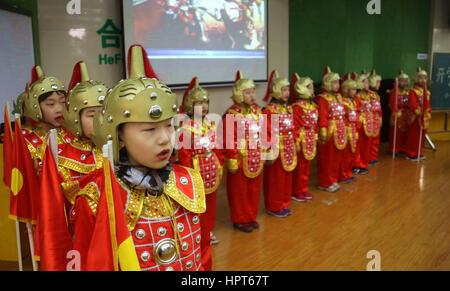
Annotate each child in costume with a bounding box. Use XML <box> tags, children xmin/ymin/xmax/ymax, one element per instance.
<box><xmin>367</xmin><ymin>69</ymin><xmax>383</xmax><ymax>165</ymax></box>
<box><xmin>388</xmin><ymin>71</ymin><xmax>411</xmax><ymax>155</ymax></box>
<box><xmin>405</xmin><ymin>67</ymin><xmax>431</xmax><ymax>161</ymax></box>
<box><xmin>19</xmin><ymin>66</ymin><xmax>66</xmax><ymax>262</ymax></box>
<box><xmin>57</xmin><ymin>61</ymin><xmax>108</xmax><ymax>232</ymax></box>
<box><xmin>73</xmin><ymin>45</ymin><xmax>206</xmax><ymax>271</ymax></box>
<box><xmin>290</xmin><ymin>73</ymin><xmax>318</xmax><ymax>202</ymax></box>
<box><xmin>354</xmin><ymin>72</ymin><xmax>372</xmax><ymax>175</ymax></box>
<box><xmin>262</xmin><ymin>70</ymin><xmax>296</xmax><ymax>217</ymax></box>
<box><xmin>340</xmin><ymin>75</ymin><xmax>360</xmax><ymax>183</ymax></box>
<box><xmin>223</xmin><ymin>70</ymin><xmax>264</xmax><ymax>232</ymax></box>
<box><xmin>177</xmin><ymin>77</ymin><xmax>225</xmax><ymax>270</ymax></box>
<box><xmin>316</xmin><ymin>67</ymin><xmax>346</xmax><ymax>192</ymax></box>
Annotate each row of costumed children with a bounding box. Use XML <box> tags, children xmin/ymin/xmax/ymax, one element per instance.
<box><xmin>3</xmin><ymin>44</ymin><xmax>431</xmax><ymax>271</ymax></box>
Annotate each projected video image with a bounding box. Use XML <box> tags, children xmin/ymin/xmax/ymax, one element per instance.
<box><xmin>132</xmin><ymin>0</ymin><xmax>266</xmax><ymax>56</ymax></box>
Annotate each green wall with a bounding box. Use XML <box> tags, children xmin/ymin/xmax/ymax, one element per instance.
<box><xmin>289</xmin><ymin>0</ymin><xmax>431</xmax><ymax>82</ymax></box>
<box><xmin>0</xmin><ymin>0</ymin><xmax>40</xmax><ymax>65</ymax></box>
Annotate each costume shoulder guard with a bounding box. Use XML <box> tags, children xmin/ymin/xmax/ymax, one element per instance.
<box><xmin>317</xmin><ymin>92</ymin><xmax>333</xmax><ymax>102</ymax></box>
<box><xmin>226</xmin><ymin>104</ymin><xmax>243</xmax><ymax>116</ymax></box>
<box><xmin>24</xmin><ymin>128</ymin><xmax>47</xmax><ymax>163</ymax></box>
<box><xmin>263</xmin><ymin>103</ymin><xmax>279</xmax><ymax>114</ymax></box>
<box><xmin>165</xmin><ymin>164</ymin><xmax>206</xmax><ymax>214</ymax></box>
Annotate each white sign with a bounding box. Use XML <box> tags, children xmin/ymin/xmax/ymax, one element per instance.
<box><xmin>417</xmin><ymin>53</ymin><xmax>428</xmax><ymax>60</ymax></box>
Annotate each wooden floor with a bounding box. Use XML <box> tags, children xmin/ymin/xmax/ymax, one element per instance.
<box><xmin>1</xmin><ymin>141</ymin><xmax>449</xmax><ymax>271</ymax></box>
<box><xmin>211</xmin><ymin>141</ymin><xmax>450</xmax><ymax>271</ymax></box>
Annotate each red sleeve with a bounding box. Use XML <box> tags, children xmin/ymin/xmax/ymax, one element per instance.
<box><xmin>177</xmin><ymin>127</ymin><xmax>193</xmax><ymax>168</ymax></box>
<box><xmin>316</xmin><ymin>96</ymin><xmax>330</xmax><ymax>129</ymax></box>
<box><xmin>214</xmin><ymin>149</ymin><xmax>225</xmax><ymax>167</ymax></box>
<box><xmin>389</xmin><ymin>90</ymin><xmax>397</xmax><ymax>113</ymax></box>
<box><xmin>261</xmin><ymin>107</ymin><xmax>273</xmax><ymax>144</ymax></box>
<box><xmin>222</xmin><ymin>112</ymin><xmax>238</xmax><ymax>160</ymax></box>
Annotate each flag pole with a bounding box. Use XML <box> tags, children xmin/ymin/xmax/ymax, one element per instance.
<box><xmin>26</xmin><ymin>223</ymin><xmax>38</xmax><ymax>271</ymax></box>
<box><xmin>416</xmin><ymin>81</ymin><xmax>426</xmax><ymax>162</ymax></box>
<box><xmin>15</xmin><ymin>221</ymin><xmax>23</xmax><ymax>271</ymax></box>
<box><xmin>9</xmin><ymin>109</ymin><xmax>23</xmax><ymax>271</ymax></box>
<box><xmin>392</xmin><ymin>78</ymin><xmax>398</xmax><ymax>160</ymax></box>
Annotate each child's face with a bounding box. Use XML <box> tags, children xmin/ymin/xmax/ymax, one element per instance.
<box><xmin>399</xmin><ymin>78</ymin><xmax>409</xmax><ymax>89</ymax></box>
<box><xmin>417</xmin><ymin>75</ymin><xmax>427</xmax><ymax>86</ymax></box>
<box><xmin>80</xmin><ymin>106</ymin><xmax>102</xmax><ymax>138</ymax></box>
<box><xmin>363</xmin><ymin>79</ymin><xmax>370</xmax><ymax>91</ymax></box>
<box><xmin>308</xmin><ymin>84</ymin><xmax>315</xmax><ymax>97</ymax></box>
<box><xmin>281</xmin><ymin>86</ymin><xmax>290</xmax><ymax>102</ymax></box>
<box><xmin>348</xmin><ymin>88</ymin><xmax>357</xmax><ymax>98</ymax></box>
<box><xmin>193</xmin><ymin>101</ymin><xmax>209</xmax><ymax>118</ymax></box>
<box><xmin>243</xmin><ymin>88</ymin><xmax>256</xmax><ymax>105</ymax></box>
<box><xmin>119</xmin><ymin>119</ymin><xmax>175</xmax><ymax>169</ymax></box>
<box><xmin>40</xmin><ymin>92</ymin><xmax>65</xmax><ymax>128</ymax></box>
<box><xmin>331</xmin><ymin>80</ymin><xmax>340</xmax><ymax>93</ymax></box>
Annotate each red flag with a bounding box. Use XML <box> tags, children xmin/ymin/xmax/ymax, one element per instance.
<box><xmin>86</xmin><ymin>157</ymin><xmax>140</xmax><ymax>271</ymax></box>
<box><xmin>9</xmin><ymin>120</ymin><xmax>39</xmax><ymax>224</ymax></box>
<box><xmin>38</xmin><ymin>144</ymin><xmax>73</xmax><ymax>271</ymax></box>
<box><xmin>3</xmin><ymin>104</ymin><xmax>13</xmax><ymax>188</ymax></box>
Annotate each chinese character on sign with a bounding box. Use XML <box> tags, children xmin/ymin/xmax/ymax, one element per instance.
<box><xmin>97</xmin><ymin>19</ymin><xmax>122</xmax><ymax>49</ymax></box>
<box><xmin>447</xmin><ymin>67</ymin><xmax>450</xmax><ymax>87</ymax></box>
<box><xmin>436</xmin><ymin>67</ymin><xmax>445</xmax><ymax>84</ymax></box>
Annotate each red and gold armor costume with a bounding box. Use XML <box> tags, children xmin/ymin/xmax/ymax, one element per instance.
<box><xmin>262</xmin><ymin>101</ymin><xmax>297</xmax><ymax>212</ymax></box>
<box><xmin>290</xmin><ymin>74</ymin><xmax>318</xmax><ymax>199</ymax></box>
<box><xmin>388</xmin><ymin>87</ymin><xmax>411</xmax><ymax>154</ymax></box>
<box><xmin>223</xmin><ymin>102</ymin><xmax>264</xmax><ymax>224</ymax></box>
<box><xmin>354</xmin><ymin>90</ymin><xmax>374</xmax><ymax>169</ymax></box>
<box><xmin>177</xmin><ymin>117</ymin><xmax>225</xmax><ymax>271</ymax></box>
<box><xmin>368</xmin><ymin>90</ymin><xmax>383</xmax><ymax>162</ymax></box>
<box><xmin>262</xmin><ymin>70</ymin><xmax>295</xmax><ymax>213</ymax></box>
<box><xmin>405</xmin><ymin>85</ymin><xmax>431</xmax><ymax>157</ymax></box>
<box><xmin>292</xmin><ymin>99</ymin><xmax>318</xmax><ymax>196</ymax></box>
<box><xmin>340</xmin><ymin>95</ymin><xmax>360</xmax><ymax>181</ymax></box>
<box><xmin>73</xmin><ymin>164</ymin><xmax>206</xmax><ymax>271</ymax></box>
<box><xmin>316</xmin><ymin>91</ymin><xmax>347</xmax><ymax>188</ymax></box>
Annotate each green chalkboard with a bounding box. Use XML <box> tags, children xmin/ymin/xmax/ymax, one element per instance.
<box><xmin>431</xmin><ymin>53</ymin><xmax>450</xmax><ymax>110</ymax></box>
<box><xmin>289</xmin><ymin>0</ymin><xmax>430</xmax><ymax>83</ymax></box>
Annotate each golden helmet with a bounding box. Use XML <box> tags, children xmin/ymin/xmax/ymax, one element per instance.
<box><xmin>264</xmin><ymin>70</ymin><xmax>290</xmax><ymax>102</ymax></box>
<box><xmin>322</xmin><ymin>66</ymin><xmax>340</xmax><ymax>92</ymax></box>
<box><xmin>92</xmin><ymin>44</ymin><xmax>179</xmax><ymax>164</ymax></box>
<box><xmin>414</xmin><ymin>67</ymin><xmax>428</xmax><ymax>83</ymax></box>
<box><xmin>24</xmin><ymin>66</ymin><xmax>65</xmax><ymax>122</ymax></box>
<box><xmin>181</xmin><ymin>77</ymin><xmax>210</xmax><ymax>116</ymax></box>
<box><xmin>341</xmin><ymin>79</ymin><xmax>358</xmax><ymax>97</ymax></box>
<box><xmin>397</xmin><ymin>70</ymin><xmax>409</xmax><ymax>81</ymax></box>
<box><xmin>355</xmin><ymin>72</ymin><xmax>370</xmax><ymax>90</ymax></box>
<box><xmin>232</xmin><ymin>70</ymin><xmax>255</xmax><ymax>103</ymax></box>
<box><xmin>291</xmin><ymin>73</ymin><xmax>314</xmax><ymax>100</ymax></box>
<box><xmin>12</xmin><ymin>89</ymin><xmax>27</xmax><ymax>115</ymax></box>
<box><xmin>369</xmin><ymin>69</ymin><xmax>382</xmax><ymax>88</ymax></box>
<box><xmin>60</xmin><ymin>61</ymin><xmax>109</xmax><ymax>138</ymax></box>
